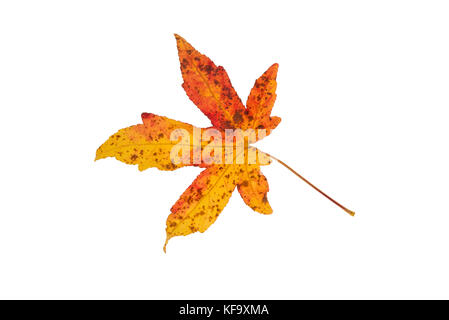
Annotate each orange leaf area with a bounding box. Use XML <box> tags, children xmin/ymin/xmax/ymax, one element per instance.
<box><xmin>96</xmin><ymin>34</ymin><xmax>281</xmax><ymax>251</ymax></box>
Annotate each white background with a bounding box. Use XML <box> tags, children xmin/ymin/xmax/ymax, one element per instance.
<box><xmin>1</xmin><ymin>1</ymin><xmax>448</xmax><ymax>299</ymax></box>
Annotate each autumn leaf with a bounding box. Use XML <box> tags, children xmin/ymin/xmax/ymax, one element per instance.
<box><xmin>96</xmin><ymin>113</ymin><xmax>201</xmax><ymax>171</ymax></box>
<box><xmin>175</xmin><ymin>34</ymin><xmax>248</xmax><ymax>131</ymax></box>
<box><xmin>95</xmin><ymin>34</ymin><xmax>355</xmax><ymax>252</ymax></box>
<box><xmin>164</xmin><ymin>164</ymin><xmax>238</xmax><ymax>248</ymax></box>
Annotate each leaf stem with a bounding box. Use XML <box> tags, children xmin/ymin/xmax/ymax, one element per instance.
<box><xmin>266</xmin><ymin>153</ymin><xmax>355</xmax><ymax>216</ymax></box>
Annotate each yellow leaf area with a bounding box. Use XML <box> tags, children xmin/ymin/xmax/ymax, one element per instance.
<box><xmin>96</xmin><ymin>113</ymin><xmax>200</xmax><ymax>171</ymax></box>
<box><xmin>96</xmin><ymin>113</ymin><xmax>273</xmax><ymax>251</ymax></box>
<box><xmin>164</xmin><ymin>163</ymin><xmax>271</xmax><ymax>252</ymax></box>
<box><xmin>95</xmin><ymin>113</ymin><xmax>270</xmax><ymax>170</ymax></box>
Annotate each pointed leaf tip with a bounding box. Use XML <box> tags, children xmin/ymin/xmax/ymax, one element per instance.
<box><xmin>141</xmin><ymin>112</ymin><xmax>152</xmax><ymax>121</ymax></box>
<box><xmin>266</xmin><ymin>63</ymin><xmax>279</xmax><ymax>77</ymax></box>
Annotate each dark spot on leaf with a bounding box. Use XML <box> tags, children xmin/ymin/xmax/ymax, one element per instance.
<box><xmin>233</xmin><ymin>110</ymin><xmax>243</xmax><ymax>124</ymax></box>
